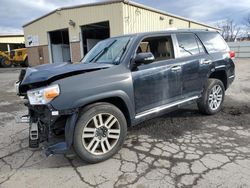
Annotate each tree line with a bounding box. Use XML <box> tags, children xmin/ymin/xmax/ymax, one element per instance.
<box><xmin>217</xmin><ymin>13</ymin><xmax>250</xmax><ymax>42</ymax></box>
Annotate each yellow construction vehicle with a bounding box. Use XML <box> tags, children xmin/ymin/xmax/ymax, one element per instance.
<box><xmin>0</xmin><ymin>51</ymin><xmax>12</xmax><ymax>67</ymax></box>
<box><xmin>10</xmin><ymin>48</ymin><xmax>29</xmax><ymax>67</ymax></box>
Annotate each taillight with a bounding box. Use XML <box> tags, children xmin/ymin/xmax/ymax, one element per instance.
<box><xmin>229</xmin><ymin>51</ymin><xmax>235</xmax><ymax>59</ymax></box>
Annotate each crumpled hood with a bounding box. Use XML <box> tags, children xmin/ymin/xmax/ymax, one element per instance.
<box><xmin>21</xmin><ymin>62</ymin><xmax>113</xmax><ymax>85</ymax></box>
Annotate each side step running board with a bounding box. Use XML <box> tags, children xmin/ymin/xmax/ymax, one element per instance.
<box><xmin>135</xmin><ymin>96</ymin><xmax>199</xmax><ymax>119</ymax></box>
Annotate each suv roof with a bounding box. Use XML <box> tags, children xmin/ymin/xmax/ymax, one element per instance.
<box><xmin>114</xmin><ymin>29</ymin><xmax>218</xmax><ymax>39</ymax></box>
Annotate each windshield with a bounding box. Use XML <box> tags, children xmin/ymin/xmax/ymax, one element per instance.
<box><xmin>82</xmin><ymin>36</ymin><xmax>132</xmax><ymax>64</ymax></box>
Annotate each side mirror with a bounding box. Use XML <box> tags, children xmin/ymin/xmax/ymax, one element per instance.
<box><xmin>134</xmin><ymin>52</ymin><xmax>155</xmax><ymax>65</ymax></box>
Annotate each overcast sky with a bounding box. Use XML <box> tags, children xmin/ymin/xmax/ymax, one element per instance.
<box><xmin>0</xmin><ymin>0</ymin><xmax>249</xmax><ymax>34</ymax></box>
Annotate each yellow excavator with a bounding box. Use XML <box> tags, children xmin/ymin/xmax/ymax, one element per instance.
<box><xmin>0</xmin><ymin>51</ymin><xmax>12</xmax><ymax>67</ymax></box>
<box><xmin>0</xmin><ymin>48</ymin><xmax>28</xmax><ymax>67</ymax></box>
<box><xmin>10</xmin><ymin>48</ymin><xmax>29</xmax><ymax>67</ymax></box>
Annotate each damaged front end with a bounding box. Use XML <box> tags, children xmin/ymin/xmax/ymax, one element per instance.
<box><xmin>15</xmin><ymin>68</ymin><xmax>79</xmax><ymax>156</ymax></box>
<box><xmin>27</xmin><ymin>103</ymin><xmax>78</xmax><ymax>156</ymax></box>
<box><xmin>15</xmin><ymin>63</ymin><xmax>112</xmax><ymax>156</ymax></box>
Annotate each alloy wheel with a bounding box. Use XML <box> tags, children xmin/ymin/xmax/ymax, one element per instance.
<box><xmin>208</xmin><ymin>84</ymin><xmax>223</xmax><ymax>110</ymax></box>
<box><xmin>81</xmin><ymin>113</ymin><xmax>120</xmax><ymax>155</ymax></box>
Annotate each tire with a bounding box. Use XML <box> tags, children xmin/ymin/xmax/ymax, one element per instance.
<box><xmin>1</xmin><ymin>57</ymin><xmax>12</xmax><ymax>68</ymax></box>
<box><xmin>197</xmin><ymin>78</ymin><xmax>225</xmax><ymax>115</ymax></box>
<box><xmin>21</xmin><ymin>58</ymin><xmax>29</xmax><ymax>67</ymax></box>
<box><xmin>24</xmin><ymin>58</ymin><xmax>29</xmax><ymax>67</ymax></box>
<box><xmin>74</xmin><ymin>102</ymin><xmax>127</xmax><ymax>163</ymax></box>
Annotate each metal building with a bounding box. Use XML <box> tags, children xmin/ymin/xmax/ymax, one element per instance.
<box><xmin>23</xmin><ymin>0</ymin><xmax>218</xmax><ymax>66</ymax></box>
<box><xmin>0</xmin><ymin>34</ymin><xmax>25</xmax><ymax>52</ymax></box>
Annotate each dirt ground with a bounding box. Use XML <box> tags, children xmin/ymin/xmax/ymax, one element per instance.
<box><xmin>0</xmin><ymin>59</ymin><xmax>250</xmax><ymax>188</ymax></box>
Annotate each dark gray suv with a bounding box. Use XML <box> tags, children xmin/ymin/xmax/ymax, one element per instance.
<box><xmin>16</xmin><ymin>30</ymin><xmax>235</xmax><ymax>163</ymax></box>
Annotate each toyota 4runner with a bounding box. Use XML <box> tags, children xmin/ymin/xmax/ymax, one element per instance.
<box><xmin>16</xmin><ymin>30</ymin><xmax>235</xmax><ymax>163</ymax></box>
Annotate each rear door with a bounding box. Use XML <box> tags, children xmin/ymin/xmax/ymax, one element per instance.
<box><xmin>132</xmin><ymin>35</ymin><xmax>182</xmax><ymax>114</ymax></box>
<box><xmin>175</xmin><ymin>33</ymin><xmax>212</xmax><ymax>98</ymax></box>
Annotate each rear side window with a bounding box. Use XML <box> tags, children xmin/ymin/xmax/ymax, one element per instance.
<box><xmin>176</xmin><ymin>33</ymin><xmax>200</xmax><ymax>57</ymax></box>
<box><xmin>197</xmin><ymin>32</ymin><xmax>229</xmax><ymax>53</ymax></box>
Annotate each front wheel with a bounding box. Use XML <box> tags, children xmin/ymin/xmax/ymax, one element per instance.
<box><xmin>197</xmin><ymin>79</ymin><xmax>225</xmax><ymax>115</ymax></box>
<box><xmin>74</xmin><ymin>102</ymin><xmax>127</xmax><ymax>163</ymax></box>
<box><xmin>1</xmin><ymin>57</ymin><xmax>12</xmax><ymax>68</ymax></box>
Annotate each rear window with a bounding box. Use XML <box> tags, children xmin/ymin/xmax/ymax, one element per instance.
<box><xmin>176</xmin><ymin>33</ymin><xmax>204</xmax><ymax>57</ymax></box>
<box><xmin>197</xmin><ymin>32</ymin><xmax>229</xmax><ymax>53</ymax></box>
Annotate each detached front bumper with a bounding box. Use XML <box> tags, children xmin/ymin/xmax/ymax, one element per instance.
<box><xmin>18</xmin><ymin>102</ymin><xmax>78</xmax><ymax>156</ymax></box>
<box><xmin>15</xmin><ymin>69</ymin><xmax>79</xmax><ymax>156</ymax></box>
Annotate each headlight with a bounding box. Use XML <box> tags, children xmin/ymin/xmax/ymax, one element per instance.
<box><xmin>27</xmin><ymin>84</ymin><xmax>60</xmax><ymax>105</ymax></box>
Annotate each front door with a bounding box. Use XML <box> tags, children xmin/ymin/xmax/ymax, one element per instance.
<box><xmin>132</xmin><ymin>35</ymin><xmax>182</xmax><ymax>114</ymax></box>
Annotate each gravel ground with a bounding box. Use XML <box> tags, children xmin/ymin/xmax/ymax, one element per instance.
<box><xmin>0</xmin><ymin>58</ymin><xmax>250</xmax><ymax>188</ymax></box>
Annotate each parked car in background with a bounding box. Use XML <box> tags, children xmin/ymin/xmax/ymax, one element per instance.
<box><xmin>16</xmin><ymin>30</ymin><xmax>235</xmax><ymax>163</ymax></box>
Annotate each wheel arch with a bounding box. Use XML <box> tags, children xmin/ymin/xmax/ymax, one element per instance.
<box><xmin>76</xmin><ymin>91</ymin><xmax>134</xmax><ymax>127</ymax></box>
<box><xmin>209</xmin><ymin>70</ymin><xmax>228</xmax><ymax>90</ymax></box>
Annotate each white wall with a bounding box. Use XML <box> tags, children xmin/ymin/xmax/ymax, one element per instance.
<box><xmin>228</xmin><ymin>42</ymin><xmax>250</xmax><ymax>58</ymax></box>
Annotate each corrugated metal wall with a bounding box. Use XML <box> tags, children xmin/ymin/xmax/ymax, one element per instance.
<box><xmin>24</xmin><ymin>1</ymin><xmax>216</xmax><ymax>47</ymax></box>
<box><xmin>23</xmin><ymin>1</ymin><xmax>218</xmax><ymax>65</ymax></box>
<box><xmin>122</xmin><ymin>3</ymin><xmax>211</xmax><ymax>34</ymax></box>
<box><xmin>228</xmin><ymin>42</ymin><xmax>250</xmax><ymax>58</ymax></box>
<box><xmin>24</xmin><ymin>2</ymin><xmax>124</xmax><ymax>46</ymax></box>
<box><xmin>190</xmin><ymin>22</ymin><xmax>208</xmax><ymax>29</ymax></box>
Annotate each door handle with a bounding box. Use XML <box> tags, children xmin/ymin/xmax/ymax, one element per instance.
<box><xmin>171</xmin><ymin>65</ymin><xmax>181</xmax><ymax>71</ymax></box>
<box><xmin>200</xmin><ymin>59</ymin><xmax>212</xmax><ymax>65</ymax></box>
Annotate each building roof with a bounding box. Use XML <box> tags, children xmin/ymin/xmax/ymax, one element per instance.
<box><xmin>0</xmin><ymin>34</ymin><xmax>24</xmax><ymax>44</ymax></box>
<box><xmin>23</xmin><ymin>0</ymin><xmax>218</xmax><ymax>30</ymax></box>
<box><xmin>0</xmin><ymin>34</ymin><xmax>24</xmax><ymax>37</ymax></box>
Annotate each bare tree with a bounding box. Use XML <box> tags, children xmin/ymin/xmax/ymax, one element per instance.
<box><xmin>244</xmin><ymin>13</ymin><xmax>250</xmax><ymax>39</ymax></box>
<box><xmin>217</xmin><ymin>19</ymin><xmax>241</xmax><ymax>42</ymax></box>
<box><xmin>245</xmin><ymin>13</ymin><xmax>250</xmax><ymax>28</ymax></box>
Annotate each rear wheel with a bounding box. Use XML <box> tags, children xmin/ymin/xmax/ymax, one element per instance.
<box><xmin>74</xmin><ymin>102</ymin><xmax>127</xmax><ymax>163</ymax></box>
<box><xmin>197</xmin><ymin>79</ymin><xmax>225</xmax><ymax>115</ymax></box>
<box><xmin>1</xmin><ymin>57</ymin><xmax>12</xmax><ymax>68</ymax></box>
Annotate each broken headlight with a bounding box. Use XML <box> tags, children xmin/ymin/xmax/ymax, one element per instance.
<box><xmin>27</xmin><ymin>84</ymin><xmax>60</xmax><ymax>105</ymax></box>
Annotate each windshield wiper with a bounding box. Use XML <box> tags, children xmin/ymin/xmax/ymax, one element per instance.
<box><xmin>89</xmin><ymin>40</ymin><xmax>117</xmax><ymax>63</ymax></box>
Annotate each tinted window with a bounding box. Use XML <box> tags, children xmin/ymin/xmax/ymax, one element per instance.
<box><xmin>197</xmin><ymin>32</ymin><xmax>229</xmax><ymax>53</ymax></box>
<box><xmin>136</xmin><ymin>36</ymin><xmax>174</xmax><ymax>62</ymax></box>
<box><xmin>176</xmin><ymin>33</ymin><xmax>200</xmax><ymax>57</ymax></box>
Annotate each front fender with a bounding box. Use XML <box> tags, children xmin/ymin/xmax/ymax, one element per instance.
<box><xmin>73</xmin><ymin>90</ymin><xmax>135</xmax><ymax>120</ymax></box>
